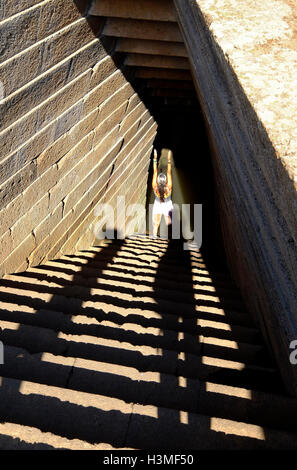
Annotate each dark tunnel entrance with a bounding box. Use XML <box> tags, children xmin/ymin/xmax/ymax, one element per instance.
<box><xmin>142</xmin><ymin>96</ymin><xmax>227</xmax><ymax>270</ymax></box>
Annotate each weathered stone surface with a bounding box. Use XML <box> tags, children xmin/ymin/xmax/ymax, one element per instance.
<box><xmin>92</xmin><ymin>102</ymin><xmax>127</xmax><ymax>149</ymax></box>
<box><xmin>0</xmin><ymin>231</ymin><xmax>13</xmax><ymax>265</ymax></box>
<box><xmin>33</xmin><ymin>202</ymin><xmax>63</xmax><ymax>246</ymax></box>
<box><xmin>89</xmin><ymin>55</ymin><xmax>119</xmax><ymax>90</ymax></box>
<box><xmin>0</xmin><ymin>233</ymin><xmax>35</xmax><ymax>276</ymax></box>
<box><xmin>56</xmin><ymin>133</ymin><xmax>94</xmax><ymax>183</ymax></box>
<box><xmin>11</xmin><ymin>194</ymin><xmax>49</xmax><ymax>249</ymax></box>
<box><xmin>0</xmin><ymin>18</ymin><xmax>96</xmax><ymax>99</ymax></box>
<box><xmin>0</xmin><ymin>163</ymin><xmax>58</xmax><ymax>239</ymax></box>
<box><xmin>98</xmin><ymin>84</ymin><xmax>136</xmax><ymax>123</ymax></box>
<box><xmin>174</xmin><ymin>0</ymin><xmax>297</xmax><ymax>394</ymax></box>
<box><xmin>0</xmin><ymin>62</ymin><xmax>69</xmax><ymax>132</ymax></box>
<box><xmin>0</xmin><ymin>45</ymin><xmax>43</xmax><ymax>99</ymax></box>
<box><xmin>37</xmin><ymin>0</ymin><xmax>86</xmax><ymax>41</ymax></box>
<box><xmin>0</xmin><ymin>106</ymin><xmax>38</xmax><ymax>160</ymax></box>
<box><xmin>41</xmin><ymin>18</ymin><xmax>96</xmax><ymax>74</ymax></box>
<box><xmin>120</xmin><ymin>101</ymin><xmax>149</xmax><ymax>136</ymax></box>
<box><xmin>0</xmin><ymin>160</ymin><xmax>37</xmax><ymax>210</ymax></box>
<box><xmin>36</xmin><ymin>69</ymin><xmax>92</xmax><ymax>133</ymax></box>
<box><xmin>0</xmin><ymin>0</ymin><xmax>40</xmax><ymax>21</ymax></box>
<box><xmin>106</xmin><ymin>122</ymin><xmax>156</xmax><ymax>195</ymax></box>
<box><xmin>0</xmin><ymin>6</ymin><xmax>40</xmax><ymax>63</ymax></box>
<box><xmin>83</xmin><ymin>69</ymin><xmax>128</xmax><ymax>116</ymax></box>
<box><xmin>22</xmin><ymin>164</ymin><xmax>58</xmax><ymax>212</ymax></box>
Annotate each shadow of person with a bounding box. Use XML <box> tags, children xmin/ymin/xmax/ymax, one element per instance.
<box><xmin>151</xmin><ymin>236</ymin><xmax>203</xmax><ymax>441</ymax></box>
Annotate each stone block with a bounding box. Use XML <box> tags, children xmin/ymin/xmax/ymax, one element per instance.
<box><xmin>41</xmin><ymin>18</ymin><xmax>95</xmax><ymax>74</ymax></box>
<box><xmin>11</xmin><ymin>193</ymin><xmax>49</xmax><ymax>249</ymax></box>
<box><xmin>48</xmin><ymin>138</ymin><xmax>97</xmax><ymax>212</ymax></box>
<box><xmin>37</xmin><ymin>0</ymin><xmax>84</xmax><ymax>41</ymax></box>
<box><xmin>0</xmin><ymin>160</ymin><xmax>37</xmax><ymax>211</ymax></box>
<box><xmin>2</xmin><ymin>233</ymin><xmax>35</xmax><ymax>275</ymax></box>
<box><xmin>57</xmin><ymin>133</ymin><xmax>94</xmax><ymax>181</ymax></box>
<box><xmin>106</xmin><ymin>126</ymin><xmax>156</xmax><ymax>198</ymax></box>
<box><xmin>54</xmin><ymin>101</ymin><xmax>84</xmax><ymax>141</ymax></box>
<box><xmin>83</xmin><ymin>69</ymin><xmax>128</xmax><ymax>116</ymax></box>
<box><xmin>1</xmin><ymin>1</ymin><xmax>39</xmax><ymax>20</ymax></box>
<box><xmin>63</xmin><ymin>138</ymin><xmax>123</xmax><ymax>216</ymax></box>
<box><xmin>0</xmin><ymin>110</ymin><xmax>38</xmax><ymax>161</ymax></box>
<box><xmin>125</xmin><ymin>93</ymin><xmax>144</xmax><ymax>115</ymax></box>
<box><xmin>89</xmin><ymin>55</ymin><xmax>119</xmax><ymax>90</ymax></box>
<box><xmin>0</xmin><ymin>231</ymin><xmax>13</xmax><ymax>265</ymax></box>
<box><xmin>33</xmin><ymin>202</ymin><xmax>63</xmax><ymax>245</ymax></box>
<box><xmin>120</xmin><ymin>101</ymin><xmax>148</xmax><ymax>135</ymax></box>
<box><xmin>0</xmin><ymin>195</ymin><xmax>24</xmax><ymax>239</ymax></box>
<box><xmin>0</xmin><ymin>62</ymin><xmax>69</xmax><ymax>133</ymax></box>
<box><xmin>92</xmin><ymin>101</ymin><xmax>127</xmax><ymax>148</ymax></box>
<box><xmin>23</xmin><ymin>164</ymin><xmax>58</xmax><ymax>211</ymax></box>
<box><xmin>36</xmin><ymin>69</ymin><xmax>92</xmax><ymax>133</ymax></box>
<box><xmin>0</xmin><ymin>6</ymin><xmax>40</xmax><ymax>63</ymax></box>
<box><xmin>0</xmin><ymin>44</ymin><xmax>43</xmax><ymax>98</ymax></box>
<box><xmin>97</xmin><ymin>83</ymin><xmax>135</xmax><ymax>123</ymax></box>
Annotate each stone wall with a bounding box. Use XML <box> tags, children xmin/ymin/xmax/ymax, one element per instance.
<box><xmin>175</xmin><ymin>0</ymin><xmax>297</xmax><ymax>395</ymax></box>
<box><xmin>0</xmin><ymin>0</ymin><xmax>157</xmax><ymax>275</ymax></box>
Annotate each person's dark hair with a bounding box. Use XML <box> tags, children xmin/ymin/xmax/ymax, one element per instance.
<box><xmin>157</xmin><ymin>173</ymin><xmax>167</xmax><ymax>202</ymax></box>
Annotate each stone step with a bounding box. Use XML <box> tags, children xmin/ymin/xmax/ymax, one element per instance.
<box><xmin>59</xmin><ymin>250</ymin><xmax>235</xmax><ymax>283</ymax></box>
<box><xmin>93</xmin><ymin>237</ymin><xmax>202</xmax><ymax>258</ymax></box>
<box><xmin>0</xmin><ymin>342</ymin><xmax>293</xmax><ymax>431</ymax></box>
<box><xmin>0</xmin><ymin>279</ymin><xmax>253</xmax><ymax>328</ymax></box>
<box><xmin>0</xmin><ymin>321</ymin><xmax>280</xmax><ymax>392</ymax></box>
<box><xmin>25</xmin><ymin>264</ymin><xmax>242</xmax><ymax>301</ymax></box>
<box><xmin>0</xmin><ymin>299</ymin><xmax>262</xmax><ymax>346</ymax></box>
<box><xmin>103</xmin><ymin>18</ymin><xmax>183</xmax><ymax>42</ymax></box>
<box><xmin>0</xmin><ymin>422</ymin><xmax>123</xmax><ymax>450</ymax></box>
<box><xmin>90</xmin><ymin>0</ymin><xmax>177</xmax><ymax>22</ymax></box>
<box><xmin>125</xmin><ymin>54</ymin><xmax>190</xmax><ymax>70</ymax></box>
<box><xmin>41</xmin><ymin>256</ymin><xmax>240</xmax><ymax>292</ymax></box>
<box><xmin>116</xmin><ymin>39</ymin><xmax>188</xmax><ymax>57</ymax></box>
<box><xmin>0</xmin><ymin>360</ymin><xmax>296</xmax><ymax>448</ymax></box>
<box><xmin>6</xmin><ymin>269</ymin><xmax>246</xmax><ymax>313</ymax></box>
<box><xmin>0</xmin><ymin>304</ymin><xmax>270</xmax><ymax>367</ymax></box>
<box><xmin>69</xmin><ymin>241</ymin><xmax>224</xmax><ymax>269</ymax></box>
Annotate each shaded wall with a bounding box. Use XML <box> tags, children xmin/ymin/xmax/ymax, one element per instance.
<box><xmin>0</xmin><ymin>0</ymin><xmax>157</xmax><ymax>275</ymax></box>
<box><xmin>175</xmin><ymin>0</ymin><xmax>297</xmax><ymax>395</ymax></box>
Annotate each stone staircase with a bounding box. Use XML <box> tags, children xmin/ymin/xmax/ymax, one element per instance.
<box><xmin>0</xmin><ymin>235</ymin><xmax>297</xmax><ymax>449</ymax></box>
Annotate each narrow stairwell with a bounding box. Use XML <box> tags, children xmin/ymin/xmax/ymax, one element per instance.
<box><xmin>0</xmin><ymin>235</ymin><xmax>296</xmax><ymax>450</ymax></box>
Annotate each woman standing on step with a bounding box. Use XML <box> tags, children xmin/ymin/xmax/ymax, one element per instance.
<box><xmin>152</xmin><ymin>149</ymin><xmax>173</xmax><ymax>237</ymax></box>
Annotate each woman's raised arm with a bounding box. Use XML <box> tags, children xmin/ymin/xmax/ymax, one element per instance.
<box><xmin>167</xmin><ymin>150</ymin><xmax>172</xmax><ymax>191</ymax></box>
<box><xmin>152</xmin><ymin>149</ymin><xmax>158</xmax><ymax>190</ymax></box>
